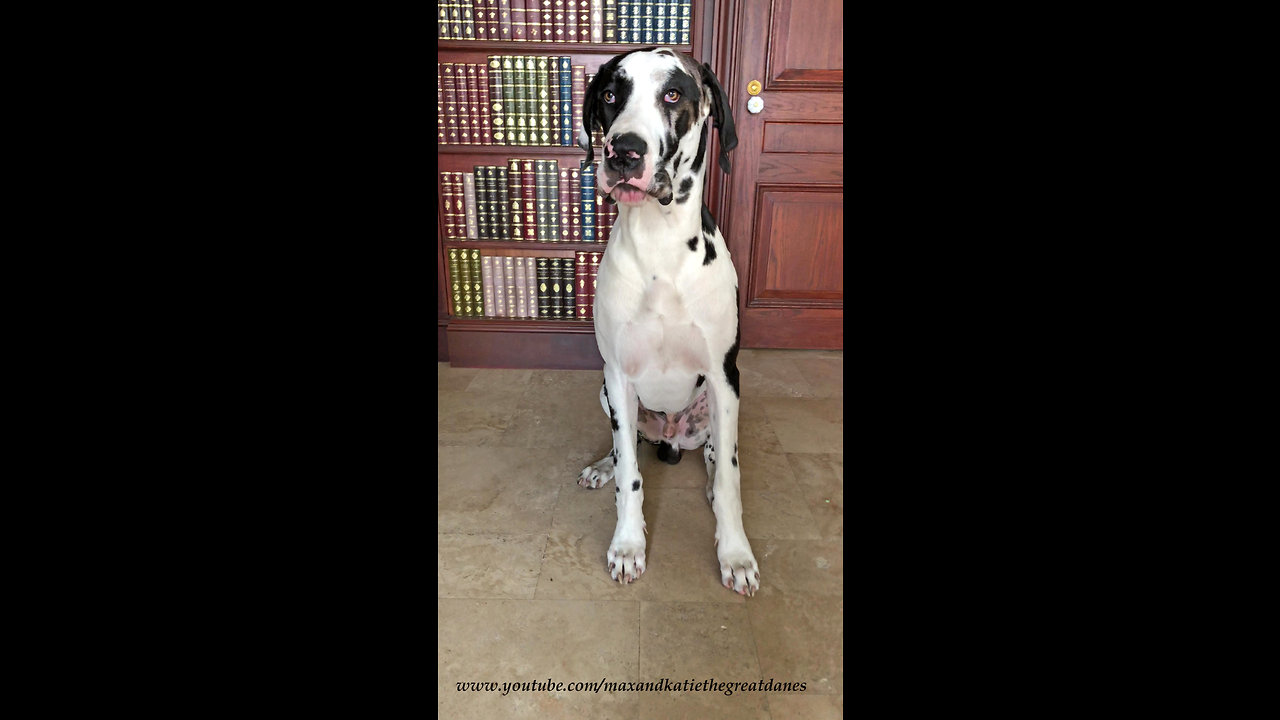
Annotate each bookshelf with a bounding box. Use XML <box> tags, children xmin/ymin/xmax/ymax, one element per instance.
<box><xmin>437</xmin><ymin>0</ymin><xmax>718</xmax><ymax>368</ymax></box>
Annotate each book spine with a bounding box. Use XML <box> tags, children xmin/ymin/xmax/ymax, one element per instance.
<box><xmin>524</xmin><ymin>257</ymin><xmax>537</xmax><ymax>317</ymax></box>
<box><xmin>488</xmin><ymin>56</ymin><xmax>505</xmax><ymax>144</ymax></box>
<box><xmin>513</xmin><ymin>254</ymin><xmax>528</xmax><ymax>317</ymax></box>
<box><xmin>549</xmin><ymin>257</ymin><xmax>563</xmax><ymax>319</ymax></box>
<box><xmin>521</xmin><ymin>159</ymin><xmax>537</xmax><ymax>240</ymax></box>
<box><xmin>562</xmin><ymin>254</ymin><xmax>576</xmax><ymax>319</ymax></box>
<box><xmin>477</xmin><ymin>63</ymin><xmax>492</xmax><ymax>145</ymax></box>
<box><xmin>535</xmin><ymin>55</ymin><xmax>551</xmax><ymax>145</ymax></box>
<box><xmin>503</xmin><ymin>256</ymin><xmax>517</xmax><ymax>320</ymax></box>
<box><xmin>559</xmin><ymin>165</ymin><xmax>572</xmax><ymax>242</ymax></box>
<box><xmin>512</xmin><ymin>0</ymin><xmax>527</xmax><ymax>40</ymax></box>
<box><xmin>571</xmin><ymin>65</ymin><xmax>585</xmax><ymax>148</ymax></box>
<box><xmin>492</xmin><ymin>252</ymin><xmax>507</xmax><ymax>316</ymax></box>
<box><xmin>440</xmin><ymin>2</ymin><xmax>451</xmax><ymax>39</ymax></box>
<box><xmin>578</xmin><ymin>0</ymin><xmax>590</xmax><ymax>44</ymax></box>
<box><xmin>537</xmin><ymin>257</ymin><xmax>551</xmax><ymax>319</ymax></box>
<box><xmin>576</xmin><ymin>251</ymin><xmax>589</xmax><ymax>320</ymax></box>
<box><xmin>603</xmin><ymin>0</ymin><xmax>617</xmax><ymax>42</ymax></box>
<box><xmin>500</xmin><ymin>56</ymin><xmax>516</xmax><ymax>146</ymax></box>
<box><xmin>499</xmin><ymin>0</ymin><xmax>513</xmax><ymax>40</ymax></box>
<box><xmin>678</xmin><ymin>0</ymin><xmax>689</xmax><ymax>44</ymax></box>
<box><xmin>468</xmin><ymin>63</ymin><xmax>483</xmax><ymax>144</ymax></box>
<box><xmin>590</xmin><ymin>0</ymin><xmax>603</xmax><ymax>42</ymax></box>
<box><xmin>474</xmin><ymin>165</ymin><xmax>489</xmax><ymax>240</ymax></box>
<box><xmin>463</xmin><ymin>172</ymin><xmax>479</xmax><ymax>239</ymax></box>
<box><xmin>449</xmin><ymin>247</ymin><xmax>463</xmax><ymax>316</ymax></box>
<box><xmin>488</xmin><ymin>0</ymin><xmax>502</xmax><ymax>40</ymax></box>
<box><xmin>550</xmin><ymin>161</ymin><xmax>562</xmax><ymax>241</ymax></box>
<box><xmin>485</xmin><ymin>165</ymin><xmax>500</xmax><ymax>240</ymax></box>
<box><xmin>495</xmin><ymin>166</ymin><xmax>510</xmax><ymax>239</ymax></box>
<box><xmin>458</xmin><ymin>249</ymin><xmax>474</xmax><ymax>316</ymax></box>
<box><xmin>569</xmin><ymin>166</ymin><xmax>582</xmax><ymax>241</ymax></box>
<box><xmin>507</xmin><ymin>158</ymin><xmax>524</xmax><ymax>240</ymax></box>
<box><xmin>554</xmin><ymin>0</ymin><xmax>567</xmax><ymax>42</ymax></box>
<box><xmin>596</xmin><ymin>193</ymin><xmax>606</xmax><ymax>243</ymax></box>
<box><xmin>617</xmin><ymin>1</ymin><xmax>630</xmax><ymax>43</ymax></box>
<box><xmin>547</xmin><ymin>56</ymin><xmax>560</xmax><ymax>145</ymax></box>
<box><xmin>655</xmin><ymin>0</ymin><xmax>666</xmax><ymax>44</ymax></box>
<box><xmin>511</xmin><ymin>56</ymin><xmax>527</xmax><ymax>145</ymax></box>
<box><xmin>462</xmin><ymin>0</ymin><xmax>476</xmax><ymax>39</ymax></box>
<box><xmin>589</xmin><ymin>252</ymin><xmax>601</xmax><ymax>318</ymax></box>
<box><xmin>528</xmin><ymin>0</ymin><xmax>542</xmax><ymax>41</ymax></box>
<box><xmin>581</xmin><ymin>164</ymin><xmax>596</xmax><ymax>242</ymax></box>
<box><xmin>469</xmin><ymin>249</ymin><xmax>484</xmax><ymax>318</ymax></box>
<box><xmin>463</xmin><ymin>62</ymin><xmax>478</xmax><ymax>144</ymax></box>
<box><xmin>558</xmin><ymin>57</ymin><xmax>572</xmax><ymax>146</ymax></box>
<box><xmin>442</xmin><ymin>63</ymin><xmax>459</xmax><ymax>144</ymax></box>
<box><xmin>643</xmin><ymin>0</ymin><xmax>655</xmax><ymax>44</ymax></box>
<box><xmin>440</xmin><ymin>171</ymin><xmax>456</xmax><ymax>238</ymax></box>
<box><xmin>450</xmin><ymin>0</ymin><xmax>464</xmax><ymax>38</ymax></box>
<box><xmin>437</xmin><ymin>64</ymin><xmax>445</xmax><ymax>145</ymax></box>
<box><xmin>535</xmin><ymin>160</ymin><xmax>550</xmax><ymax>242</ymax></box>
<box><xmin>482</xmin><ymin>254</ymin><xmax>497</xmax><ymax>317</ymax></box>
<box><xmin>474</xmin><ymin>0</ymin><xmax>488</xmax><ymax>40</ymax></box>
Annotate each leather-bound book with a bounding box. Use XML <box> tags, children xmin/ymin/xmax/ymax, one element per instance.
<box><xmin>521</xmin><ymin>159</ymin><xmax>537</xmax><ymax>241</ymax></box>
<box><xmin>449</xmin><ymin>248</ymin><xmax>463</xmax><ymax>316</ymax></box>
<box><xmin>511</xmin><ymin>0</ymin><xmax>528</xmax><ymax>41</ymax></box>
<box><xmin>441</xmin><ymin>63</ymin><xmax>459</xmax><ymax>144</ymax></box>
<box><xmin>571</xmin><ymin>65</ymin><xmax>585</xmax><ymax>148</ymax></box>
<box><xmin>576</xmin><ymin>251</ymin><xmax>590</xmax><ymax>320</ymax></box>
<box><xmin>482</xmin><ymin>254</ymin><xmax>498</xmax><ymax>317</ymax></box>
<box><xmin>498</xmin><ymin>0</ymin><xmax>513</xmax><ymax>41</ymax></box>
<box><xmin>507</xmin><ymin>158</ymin><xmax>524</xmax><ymax>240</ymax></box>
<box><xmin>535</xmin><ymin>56</ymin><xmax>551</xmax><ymax>145</ymax></box>
<box><xmin>462</xmin><ymin>172</ymin><xmax>479</xmax><ymax>240</ymax></box>
<box><xmin>503</xmin><ymin>256</ymin><xmax>518</xmax><ymax>319</ymax></box>
<box><xmin>477</xmin><ymin>62</ymin><xmax>492</xmax><ymax>146</ymax></box>
<box><xmin>525</xmin><ymin>257</ymin><xmax>538</xmax><ymax>317</ymax></box>
<box><xmin>495</xmin><ymin>165</ymin><xmax>511</xmax><ymax>239</ymax></box>
<box><xmin>513</xmin><ymin>252</ymin><xmax>528</xmax><ymax>317</ymax></box>
<box><xmin>548</xmin><ymin>257</ymin><xmax>564</xmax><ymax>319</ymax></box>
<box><xmin>547</xmin><ymin>55</ymin><xmax>561</xmax><ymax>144</ymax></box>
<box><xmin>580</xmin><ymin>163</ymin><xmax>596</xmax><ymax>242</ymax></box>
<box><xmin>559</xmin><ymin>165</ymin><xmax>572</xmax><ymax>241</ymax></box>
<box><xmin>469</xmin><ymin>249</ymin><xmax>484</xmax><ymax>317</ymax></box>
<box><xmin>558</xmin><ymin>57</ymin><xmax>572</xmax><ymax>146</ymax></box>
<box><xmin>561</xmin><ymin>253</ymin><xmax>576</xmax><ymax>319</ymax></box>
<box><xmin>536</xmin><ymin>256</ymin><xmax>551</xmax><ymax>319</ymax></box>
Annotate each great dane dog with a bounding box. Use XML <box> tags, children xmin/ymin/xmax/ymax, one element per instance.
<box><xmin>575</xmin><ymin>47</ymin><xmax>759</xmax><ymax>597</ymax></box>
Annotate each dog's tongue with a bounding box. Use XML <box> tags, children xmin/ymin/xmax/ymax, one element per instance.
<box><xmin>614</xmin><ymin>186</ymin><xmax>648</xmax><ymax>204</ymax></box>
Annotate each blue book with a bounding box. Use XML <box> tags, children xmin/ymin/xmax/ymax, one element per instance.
<box><xmin>654</xmin><ymin>0</ymin><xmax>666</xmax><ymax>44</ymax></box>
<box><xmin>678</xmin><ymin>0</ymin><xmax>690</xmax><ymax>45</ymax></box>
<box><xmin>642</xmin><ymin>1</ymin><xmax>654</xmax><ymax>44</ymax></box>
<box><xmin>617</xmin><ymin>2</ymin><xmax>630</xmax><ymax>43</ymax></box>
<box><xmin>559</xmin><ymin>56</ymin><xmax>572</xmax><ymax>146</ymax></box>
<box><xmin>581</xmin><ymin>164</ymin><xmax>596</xmax><ymax>242</ymax></box>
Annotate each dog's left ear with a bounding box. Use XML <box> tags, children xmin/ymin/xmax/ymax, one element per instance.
<box><xmin>700</xmin><ymin>62</ymin><xmax>738</xmax><ymax>174</ymax></box>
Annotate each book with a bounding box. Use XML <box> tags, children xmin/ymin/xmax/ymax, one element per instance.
<box><xmin>569</xmin><ymin>167</ymin><xmax>582</xmax><ymax>241</ymax></box>
<box><xmin>554</xmin><ymin>0</ymin><xmax>567</xmax><ymax>42</ymax></box>
<box><xmin>512</xmin><ymin>56</ymin><xmax>527</xmax><ymax>145</ymax></box>
<box><xmin>558</xmin><ymin>57</ymin><xmax>572</xmax><ymax>146</ymax></box>
<box><xmin>439</xmin><ymin>2</ymin><xmax>451</xmax><ymax>38</ymax></box>
<box><xmin>469</xmin><ymin>248</ymin><xmax>484</xmax><ymax>317</ymax></box>
<box><xmin>468</xmin><ymin>63</ymin><xmax>484</xmax><ymax>145</ymax></box>
<box><xmin>603</xmin><ymin>0</ymin><xmax>617</xmax><ymax>42</ymax></box>
<box><xmin>474</xmin><ymin>0</ymin><xmax>487</xmax><ymax>40</ymax></box>
<box><xmin>482</xmin><ymin>254</ymin><xmax>497</xmax><ymax>316</ymax></box>
<box><xmin>457</xmin><ymin>63</ymin><xmax>472</xmax><ymax>145</ymax></box>
<box><xmin>512</xmin><ymin>0</ymin><xmax>527</xmax><ymax>40</ymax></box>
<box><xmin>492</xmin><ymin>253</ymin><xmax>507</xmax><ymax>316</ymax></box>
<box><xmin>462</xmin><ymin>0</ymin><xmax>476</xmax><ymax>39</ymax></box>
<box><xmin>617</xmin><ymin>1</ymin><xmax>631</xmax><ymax>43</ymax></box>
<box><xmin>589</xmin><ymin>251</ymin><xmax>601</xmax><ymax>318</ymax></box>
<box><xmin>549</xmin><ymin>160</ymin><xmax>562</xmax><ymax>241</ymax></box>
<box><xmin>473</xmin><ymin>165</ymin><xmax>489</xmax><ymax>239</ymax></box>
<box><xmin>571</xmin><ymin>65</ymin><xmax>585</xmax><ymax>148</ymax></box>
<box><xmin>513</xmin><ymin>253</ymin><xmax>528</xmax><ymax>317</ymax></box>
<box><xmin>591</xmin><ymin>0</ymin><xmax>604</xmax><ymax>42</ymax></box>
<box><xmin>576</xmin><ymin>251</ymin><xmax>589</xmax><ymax>320</ymax></box>
<box><xmin>463</xmin><ymin>172</ymin><xmax>479</xmax><ymax>239</ymax></box>
<box><xmin>437</xmin><ymin>64</ymin><xmax>445</xmax><ymax>144</ymax></box>
<box><xmin>563</xmin><ymin>253</ymin><xmax>578</xmax><ymax>317</ymax></box>
<box><xmin>500</xmin><ymin>56</ymin><xmax>516</xmax><ymax>145</ymax></box>
<box><xmin>549</xmin><ymin>257</ymin><xmax>563</xmax><ymax>319</ymax></box>
<box><xmin>503</xmin><ymin>256</ymin><xmax>518</xmax><ymax>319</ymax></box>
<box><xmin>495</xmin><ymin>165</ymin><xmax>511</xmax><ymax>239</ymax></box>
<box><xmin>450</xmin><ymin>0</ymin><xmax>464</xmax><ymax>38</ymax></box>
<box><xmin>578</xmin><ymin>0</ymin><xmax>590</xmax><ymax>44</ymax></box>
<box><xmin>477</xmin><ymin>63</ymin><xmax>492</xmax><ymax>145</ymax></box>
<box><xmin>488</xmin><ymin>56</ymin><xmax>505</xmax><ymax>144</ymax></box>
<box><xmin>525</xmin><ymin>257</ymin><xmax>538</xmax><ymax>317</ymax></box>
<box><xmin>536</xmin><ymin>257</ymin><xmax>551</xmax><ymax>319</ymax></box>
<box><xmin>677</xmin><ymin>0</ymin><xmax>690</xmax><ymax>45</ymax></box>
<box><xmin>507</xmin><ymin>158</ymin><xmax>525</xmax><ymax>239</ymax></box>
<box><xmin>559</xmin><ymin>165</ymin><xmax>572</xmax><ymax>241</ymax></box>
<box><xmin>642</xmin><ymin>0</ymin><xmax>654</xmax><ymax>45</ymax></box>
<box><xmin>547</xmin><ymin>56</ymin><xmax>560</xmax><ymax>145</ymax></box>
<box><xmin>449</xmin><ymin>247</ymin><xmax>463</xmax><ymax>316</ymax></box>
<box><xmin>535</xmin><ymin>159</ymin><xmax>550</xmax><ymax>242</ymax></box>
<box><xmin>499</xmin><ymin>0</ymin><xmax>513</xmax><ymax>40</ymax></box>
<box><xmin>655</xmin><ymin>0</ymin><xmax>666</xmax><ymax>43</ymax></box>
<box><xmin>528</xmin><ymin>0</ymin><xmax>542</xmax><ymax>41</ymax></box>
<box><xmin>535</xmin><ymin>55</ymin><xmax>551</xmax><ymax>145</ymax></box>
<box><xmin>581</xmin><ymin>163</ymin><xmax>596</xmax><ymax>241</ymax></box>
<box><xmin>442</xmin><ymin>63</ymin><xmax>459</xmax><ymax>144</ymax></box>
<box><xmin>458</xmin><ymin>248</ymin><xmax>474</xmax><ymax>316</ymax></box>
<box><xmin>521</xmin><ymin>158</ymin><xmax>537</xmax><ymax>240</ymax></box>
<box><xmin>486</xmin><ymin>0</ymin><xmax>501</xmax><ymax>40</ymax></box>
<box><xmin>440</xmin><ymin>171</ymin><xmax>459</xmax><ymax>238</ymax></box>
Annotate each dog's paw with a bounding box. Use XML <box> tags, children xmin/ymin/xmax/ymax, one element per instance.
<box><xmin>578</xmin><ymin>453</ymin><xmax>617</xmax><ymax>489</ymax></box>
<box><xmin>607</xmin><ymin>536</ymin><xmax>647</xmax><ymax>584</ymax></box>
<box><xmin>717</xmin><ymin>543</ymin><xmax>760</xmax><ymax>597</ymax></box>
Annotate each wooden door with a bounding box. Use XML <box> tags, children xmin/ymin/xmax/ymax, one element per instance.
<box><xmin>710</xmin><ymin>0</ymin><xmax>844</xmax><ymax>348</ymax></box>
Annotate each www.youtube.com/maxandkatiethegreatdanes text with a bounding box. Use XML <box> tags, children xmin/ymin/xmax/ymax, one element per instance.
<box><xmin>456</xmin><ymin>677</ymin><xmax>808</xmax><ymax>696</ymax></box>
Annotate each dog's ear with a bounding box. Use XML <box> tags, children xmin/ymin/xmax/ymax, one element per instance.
<box><xmin>581</xmin><ymin>58</ymin><xmax>621</xmax><ymax>167</ymax></box>
<box><xmin>700</xmin><ymin>63</ymin><xmax>738</xmax><ymax>174</ymax></box>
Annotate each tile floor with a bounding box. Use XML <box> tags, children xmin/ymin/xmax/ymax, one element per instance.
<box><xmin>438</xmin><ymin>349</ymin><xmax>843</xmax><ymax>720</ymax></box>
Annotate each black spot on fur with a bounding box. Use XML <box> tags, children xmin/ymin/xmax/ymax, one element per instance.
<box><xmin>632</xmin><ymin>480</ymin><xmax>640</xmax><ymax>491</ymax></box>
<box><xmin>696</xmin><ymin>374</ymin><xmax>705</xmax><ymax>387</ymax></box>
<box><xmin>657</xmin><ymin>442</ymin><xmax>683</xmax><ymax>465</ymax></box>
<box><xmin>679</xmin><ymin>177</ymin><xmax>693</xmax><ymax>195</ymax></box>
<box><xmin>691</xmin><ymin>123</ymin><xmax>708</xmax><ymax>173</ymax></box>
<box><xmin>723</xmin><ymin>322</ymin><xmax>741</xmax><ymax>398</ymax></box>
<box><xmin>687</xmin><ymin>236</ymin><xmax>698</xmax><ymax>251</ymax></box>
<box><xmin>609</xmin><ymin>401</ymin><xmax>619</xmax><ymax>431</ymax></box>
<box><xmin>703</xmin><ymin>239</ymin><xmax>717</xmax><ymax>266</ymax></box>
<box><xmin>701</xmin><ymin>204</ymin><xmax>717</xmax><ymax>235</ymax></box>
<box><xmin>731</xmin><ymin>455</ymin><xmax>737</xmax><ymax>467</ymax></box>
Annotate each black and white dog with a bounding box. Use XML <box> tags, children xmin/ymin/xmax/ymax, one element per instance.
<box><xmin>575</xmin><ymin>48</ymin><xmax>759</xmax><ymax>597</ymax></box>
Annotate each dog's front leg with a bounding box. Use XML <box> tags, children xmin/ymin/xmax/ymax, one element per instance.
<box><xmin>602</xmin><ymin>367</ymin><xmax>646</xmax><ymax>584</ymax></box>
<box><xmin>706</xmin><ymin>374</ymin><xmax>760</xmax><ymax>596</ymax></box>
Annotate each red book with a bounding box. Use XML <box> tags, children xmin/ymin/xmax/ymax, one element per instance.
<box><xmin>528</xmin><ymin>0</ymin><xmax>541</xmax><ymax>41</ymax></box>
<box><xmin>512</xmin><ymin>0</ymin><xmax>527</xmax><ymax>41</ymax></box>
<box><xmin>559</xmin><ymin>165</ymin><xmax>572</xmax><ymax>241</ymax></box>
<box><xmin>499</xmin><ymin>0</ymin><xmax>513</xmax><ymax>41</ymax></box>
<box><xmin>569</xmin><ymin>167</ymin><xmax>581</xmax><ymax>241</ymax></box>
<box><xmin>521</xmin><ymin>158</ymin><xmax>537</xmax><ymax>241</ymax></box>
<box><xmin>571</xmin><ymin>65</ymin><xmax>585</xmax><ymax>148</ymax></box>
<box><xmin>579</xmin><ymin>0</ymin><xmax>591</xmax><ymax>44</ymax></box>
<box><xmin>442</xmin><ymin>63</ymin><xmax>459</xmax><ymax>145</ymax></box>
<box><xmin>576</xmin><ymin>250</ymin><xmax>589</xmax><ymax>320</ymax></box>
<box><xmin>437</xmin><ymin>64</ymin><xmax>445</xmax><ymax>145</ymax></box>
<box><xmin>477</xmin><ymin>63</ymin><xmax>492</xmax><ymax>146</ymax></box>
<box><xmin>466</xmin><ymin>64</ymin><xmax>482</xmax><ymax>146</ymax></box>
<box><xmin>556</xmin><ymin>0</ymin><xmax>569</xmax><ymax>42</ymax></box>
<box><xmin>588</xmin><ymin>252</ymin><xmax>601</xmax><ymax>319</ymax></box>
<box><xmin>486</xmin><ymin>0</ymin><xmax>501</xmax><ymax>40</ymax></box>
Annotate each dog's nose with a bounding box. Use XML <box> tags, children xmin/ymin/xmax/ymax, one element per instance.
<box><xmin>605</xmin><ymin>133</ymin><xmax>647</xmax><ymax>175</ymax></box>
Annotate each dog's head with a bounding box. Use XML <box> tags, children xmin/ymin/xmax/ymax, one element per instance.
<box><xmin>580</xmin><ymin>48</ymin><xmax>737</xmax><ymax>207</ymax></box>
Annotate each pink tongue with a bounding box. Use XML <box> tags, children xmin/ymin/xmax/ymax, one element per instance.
<box><xmin>614</xmin><ymin>186</ymin><xmax>646</xmax><ymax>203</ymax></box>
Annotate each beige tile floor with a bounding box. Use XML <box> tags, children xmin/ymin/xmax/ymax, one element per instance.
<box><xmin>439</xmin><ymin>349</ymin><xmax>843</xmax><ymax>720</ymax></box>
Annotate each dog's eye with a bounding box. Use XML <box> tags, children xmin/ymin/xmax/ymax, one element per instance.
<box><xmin>663</xmin><ymin>90</ymin><xmax>681</xmax><ymax>103</ymax></box>
<box><xmin>603</xmin><ymin>90</ymin><xmax>616</xmax><ymax>104</ymax></box>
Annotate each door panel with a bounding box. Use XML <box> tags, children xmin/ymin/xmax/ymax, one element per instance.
<box><xmin>716</xmin><ymin>0</ymin><xmax>844</xmax><ymax>349</ymax></box>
